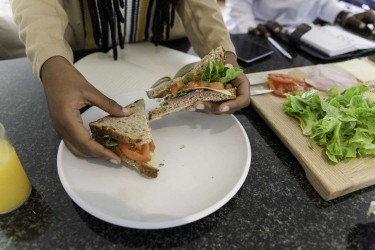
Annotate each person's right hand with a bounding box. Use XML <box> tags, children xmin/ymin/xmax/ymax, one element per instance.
<box><xmin>40</xmin><ymin>56</ymin><xmax>132</xmax><ymax>164</ymax></box>
<box><xmin>248</xmin><ymin>20</ymin><xmax>283</xmax><ymax>37</ymax></box>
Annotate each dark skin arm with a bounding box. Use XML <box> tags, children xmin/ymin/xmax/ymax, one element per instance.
<box><xmin>40</xmin><ymin>56</ymin><xmax>132</xmax><ymax>164</ymax></box>
<box><xmin>42</xmin><ymin>53</ymin><xmax>250</xmax><ymax>161</ymax></box>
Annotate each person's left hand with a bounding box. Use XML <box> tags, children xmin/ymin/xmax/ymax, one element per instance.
<box><xmin>190</xmin><ymin>51</ymin><xmax>250</xmax><ymax>114</ymax></box>
<box><xmin>342</xmin><ymin>10</ymin><xmax>375</xmax><ymax>34</ymax></box>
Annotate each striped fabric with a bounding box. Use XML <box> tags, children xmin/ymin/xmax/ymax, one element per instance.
<box><xmin>83</xmin><ymin>0</ymin><xmax>157</xmax><ymax>49</ymax></box>
<box><xmin>127</xmin><ymin>0</ymin><xmax>155</xmax><ymax>43</ymax></box>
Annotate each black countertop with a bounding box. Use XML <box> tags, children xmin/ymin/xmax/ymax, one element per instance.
<box><xmin>2</xmin><ymin>37</ymin><xmax>375</xmax><ymax>249</ymax></box>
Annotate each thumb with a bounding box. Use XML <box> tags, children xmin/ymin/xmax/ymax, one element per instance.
<box><xmin>87</xmin><ymin>89</ymin><xmax>133</xmax><ymax>117</ymax></box>
<box><xmin>100</xmin><ymin>97</ymin><xmax>133</xmax><ymax>117</ymax></box>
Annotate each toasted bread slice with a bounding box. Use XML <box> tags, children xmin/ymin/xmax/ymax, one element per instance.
<box><xmin>90</xmin><ymin>99</ymin><xmax>152</xmax><ymax>145</ymax></box>
<box><xmin>186</xmin><ymin>46</ymin><xmax>225</xmax><ymax>82</ymax></box>
<box><xmin>89</xmin><ymin>99</ymin><xmax>159</xmax><ymax>178</ymax></box>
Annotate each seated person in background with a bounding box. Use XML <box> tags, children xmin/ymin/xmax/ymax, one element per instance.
<box><xmin>223</xmin><ymin>0</ymin><xmax>375</xmax><ymax>37</ymax></box>
<box><xmin>10</xmin><ymin>0</ymin><xmax>250</xmax><ymax>163</ymax></box>
<box><xmin>0</xmin><ymin>0</ymin><xmax>25</xmax><ymax>59</ymax></box>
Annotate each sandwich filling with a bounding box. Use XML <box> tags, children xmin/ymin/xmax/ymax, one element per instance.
<box><xmin>97</xmin><ymin>134</ymin><xmax>155</xmax><ymax>163</ymax></box>
<box><xmin>147</xmin><ymin>46</ymin><xmax>244</xmax><ymax>120</ymax></box>
<box><xmin>89</xmin><ymin>99</ymin><xmax>159</xmax><ymax>178</ymax></box>
<box><xmin>163</xmin><ymin>62</ymin><xmax>242</xmax><ymax>100</ymax></box>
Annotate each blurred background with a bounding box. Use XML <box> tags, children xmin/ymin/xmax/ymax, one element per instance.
<box><xmin>0</xmin><ymin>0</ymin><xmax>374</xmax><ymax>60</ymax></box>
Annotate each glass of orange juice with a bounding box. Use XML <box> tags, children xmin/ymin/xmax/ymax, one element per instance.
<box><xmin>0</xmin><ymin>122</ymin><xmax>32</xmax><ymax>214</ymax></box>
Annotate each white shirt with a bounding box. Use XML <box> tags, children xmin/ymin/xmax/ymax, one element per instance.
<box><xmin>223</xmin><ymin>0</ymin><xmax>346</xmax><ymax>34</ymax></box>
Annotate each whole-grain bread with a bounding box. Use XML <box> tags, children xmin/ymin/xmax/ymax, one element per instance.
<box><xmin>89</xmin><ymin>99</ymin><xmax>159</xmax><ymax>178</ymax></box>
<box><xmin>89</xmin><ymin>99</ymin><xmax>152</xmax><ymax>145</ymax></box>
<box><xmin>186</xmin><ymin>46</ymin><xmax>225</xmax><ymax>81</ymax></box>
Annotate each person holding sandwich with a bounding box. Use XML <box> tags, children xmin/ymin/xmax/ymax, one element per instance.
<box><xmin>10</xmin><ymin>0</ymin><xmax>250</xmax><ymax>164</ymax></box>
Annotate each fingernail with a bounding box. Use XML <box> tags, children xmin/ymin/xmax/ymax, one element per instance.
<box><xmin>196</xmin><ymin>104</ymin><xmax>205</xmax><ymax>110</ymax></box>
<box><xmin>122</xmin><ymin>107</ymin><xmax>131</xmax><ymax>114</ymax></box>
<box><xmin>110</xmin><ymin>159</ymin><xmax>120</xmax><ymax>164</ymax></box>
<box><xmin>221</xmin><ymin>106</ymin><xmax>230</xmax><ymax>112</ymax></box>
<box><xmin>188</xmin><ymin>107</ymin><xmax>196</xmax><ymax>112</ymax></box>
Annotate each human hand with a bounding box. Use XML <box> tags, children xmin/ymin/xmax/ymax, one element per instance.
<box><xmin>190</xmin><ymin>51</ymin><xmax>250</xmax><ymax>114</ymax></box>
<box><xmin>341</xmin><ymin>10</ymin><xmax>375</xmax><ymax>34</ymax></box>
<box><xmin>248</xmin><ymin>20</ymin><xmax>283</xmax><ymax>37</ymax></box>
<box><xmin>40</xmin><ymin>56</ymin><xmax>132</xmax><ymax>164</ymax></box>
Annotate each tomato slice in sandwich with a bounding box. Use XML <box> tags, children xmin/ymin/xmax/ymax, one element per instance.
<box><xmin>118</xmin><ymin>141</ymin><xmax>155</xmax><ymax>163</ymax></box>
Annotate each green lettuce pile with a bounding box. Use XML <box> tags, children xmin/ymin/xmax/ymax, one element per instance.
<box><xmin>283</xmin><ymin>86</ymin><xmax>375</xmax><ymax>164</ymax></box>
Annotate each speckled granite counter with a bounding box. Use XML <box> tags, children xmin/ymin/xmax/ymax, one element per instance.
<box><xmin>2</xmin><ymin>39</ymin><xmax>375</xmax><ymax>249</ymax></box>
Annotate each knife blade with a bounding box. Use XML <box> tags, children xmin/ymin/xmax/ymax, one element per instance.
<box><xmin>248</xmin><ymin>76</ymin><xmax>273</xmax><ymax>95</ymax></box>
<box><xmin>250</xmin><ymin>89</ymin><xmax>274</xmax><ymax>96</ymax></box>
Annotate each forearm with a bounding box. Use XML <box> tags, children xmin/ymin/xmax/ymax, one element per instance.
<box><xmin>40</xmin><ymin>56</ymin><xmax>73</xmax><ymax>85</ymax></box>
<box><xmin>176</xmin><ymin>0</ymin><xmax>235</xmax><ymax>57</ymax></box>
<box><xmin>10</xmin><ymin>0</ymin><xmax>74</xmax><ymax>80</ymax></box>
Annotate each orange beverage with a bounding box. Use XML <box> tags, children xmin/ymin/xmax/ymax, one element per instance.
<box><xmin>0</xmin><ymin>124</ymin><xmax>31</xmax><ymax>214</ymax></box>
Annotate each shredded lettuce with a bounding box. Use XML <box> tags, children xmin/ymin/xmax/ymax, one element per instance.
<box><xmin>202</xmin><ymin>62</ymin><xmax>243</xmax><ymax>83</ymax></box>
<box><xmin>103</xmin><ymin>135</ymin><xmax>118</xmax><ymax>147</ymax></box>
<box><xmin>283</xmin><ymin>85</ymin><xmax>375</xmax><ymax>164</ymax></box>
<box><xmin>182</xmin><ymin>61</ymin><xmax>243</xmax><ymax>85</ymax></box>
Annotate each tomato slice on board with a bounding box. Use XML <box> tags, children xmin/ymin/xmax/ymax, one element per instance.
<box><xmin>118</xmin><ymin>141</ymin><xmax>155</xmax><ymax>163</ymax></box>
<box><xmin>267</xmin><ymin>73</ymin><xmax>310</xmax><ymax>97</ymax></box>
<box><xmin>268</xmin><ymin>73</ymin><xmax>294</xmax><ymax>85</ymax></box>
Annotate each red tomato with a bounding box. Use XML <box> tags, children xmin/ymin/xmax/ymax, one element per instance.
<box><xmin>208</xmin><ymin>82</ymin><xmax>225</xmax><ymax>90</ymax></box>
<box><xmin>184</xmin><ymin>82</ymin><xmax>203</xmax><ymax>89</ymax></box>
<box><xmin>176</xmin><ymin>81</ymin><xmax>185</xmax><ymax>90</ymax></box>
<box><xmin>169</xmin><ymin>84</ymin><xmax>179</xmax><ymax>96</ymax></box>
<box><xmin>118</xmin><ymin>142</ymin><xmax>152</xmax><ymax>162</ymax></box>
<box><xmin>149</xmin><ymin>140</ymin><xmax>155</xmax><ymax>152</ymax></box>
<box><xmin>267</xmin><ymin>73</ymin><xmax>310</xmax><ymax>97</ymax></box>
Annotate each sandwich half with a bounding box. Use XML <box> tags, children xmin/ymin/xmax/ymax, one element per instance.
<box><xmin>146</xmin><ymin>46</ymin><xmax>243</xmax><ymax>120</ymax></box>
<box><xmin>89</xmin><ymin>99</ymin><xmax>159</xmax><ymax>178</ymax></box>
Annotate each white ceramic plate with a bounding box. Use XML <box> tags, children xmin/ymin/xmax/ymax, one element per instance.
<box><xmin>57</xmin><ymin>91</ymin><xmax>251</xmax><ymax>229</ymax></box>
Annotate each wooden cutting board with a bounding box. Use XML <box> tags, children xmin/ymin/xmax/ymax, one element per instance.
<box><xmin>247</xmin><ymin>63</ymin><xmax>375</xmax><ymax>201</ymax></box>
